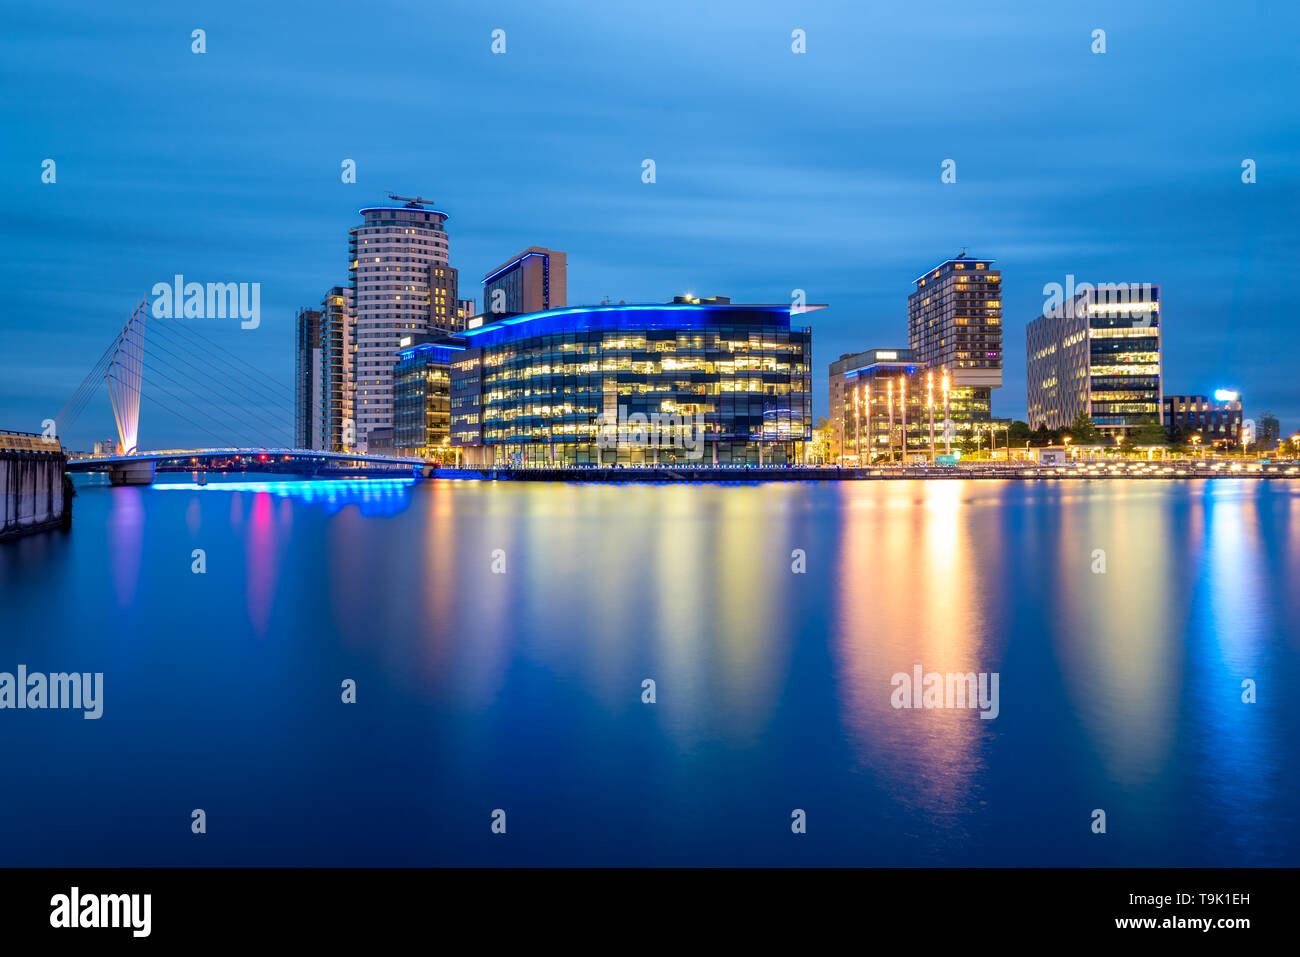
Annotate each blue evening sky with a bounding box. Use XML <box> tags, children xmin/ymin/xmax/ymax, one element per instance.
<box><xmin>2</xmin><ymin>0</ymin><xmax>1297</xmax><ymax>448</ymax></box>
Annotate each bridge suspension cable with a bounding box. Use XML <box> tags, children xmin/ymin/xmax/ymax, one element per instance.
<box><xmin>59</xmin><ymin>299</ymin><xmax>299</xmax><ymax>452</ymax></box>
<box><xmin>54</xmin><ymin>342</ymin><xmax>114</xmax><ymax>436</ymax></box>
<box><xmin>139</xmin><ymin>337</ymin><xmax>292</xmax><ymax>446</ymax></box>
<box><xmin>154</xmin><ymin>317</ymin><xmax>294</xmax><ymax>406</ymax></box>
<box><xmin>148</xmin><ymin>320</ymin><xmax>294</xmax><ymax>438</ymax></box>
<box><xmin>132</xmin><ymin>354</ymin><xmax>286</xmax><ymax>448</ymax></box>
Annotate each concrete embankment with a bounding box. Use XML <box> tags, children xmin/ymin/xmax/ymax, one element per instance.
<box><xmin>1</xmin><ymin>432</ymin><xmax>72</xmax><ymax>542</ymax></box>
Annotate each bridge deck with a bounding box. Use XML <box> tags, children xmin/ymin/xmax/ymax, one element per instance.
<box><xmin>66</xmin><ymin>448</ymin><xmax>426</xmax><ymax>471</ymax></box>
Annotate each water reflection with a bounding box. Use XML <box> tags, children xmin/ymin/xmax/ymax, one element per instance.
<box><xmin>834</xmin><ymin>480</ymin><xmax>993</xmax><ymax>829</ymax></box>
<box><xmin>5</xmin><ymin>474</ymin><xmax>1294</xmax><ymax>865</ymax></box>
<box><xmin>154</xmin><ymin>478</ymin><xmax>415</xmax><ymax>517</ymax></box>
<box><xmin>244</xmin><ymin>491</ymin><xmax>281</xmax><ymax>634</ymax></box>
<box><xmin>1053</xmin><ymin>480</ymin><xmax>1180</xmax><ymax>787</ymax></box>
<box><xmin>1191</xmin><ymin>482</ymin><xmax>1274</xmax><ymax>860</ymax></box>
<box><xmin>107</xmin><ymin>486</ymin><xmax>144</xmax><ymax>607</ymax></box>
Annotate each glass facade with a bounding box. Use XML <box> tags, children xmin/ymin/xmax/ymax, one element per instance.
<box><xmin>1084</xmin><ymin>294</ymin><xmax>1161</xmax><ymax>430</ymax></box>
<box><xmin>441</xmin><ymin>303</ymin><xmax>814</xmax><ymax>466</ymax></box>
<box><xmin>393</xmin><ymin>342</ymin><xmax>462</xmax><ymax>461</ymax></box>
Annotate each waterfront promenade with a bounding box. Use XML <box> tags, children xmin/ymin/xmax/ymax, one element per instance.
<box><xmin>434</xmin><ymin>460</ymin><xmax>1299</xmax><ymax>483</ymax></box>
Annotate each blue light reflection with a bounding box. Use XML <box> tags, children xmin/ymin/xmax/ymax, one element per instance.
<box><xmin>153</xmin><ymin>478</ymin><xmax>417</xmax><ymax>516</ymax></box>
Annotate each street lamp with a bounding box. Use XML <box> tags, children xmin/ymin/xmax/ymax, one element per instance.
<box><xmin>864</xmin><ymin>385</ymin><xmax>871</xmax><ymax>464</ymax></box>
<box><xmin>927</xmin><ymin>370</ymin><xmax>935</xmax><ymax>464</ymax></box>
<box><xmin>899</xmin><ymin>375</ymin><xmax>907</xmax><ymax>466</ymax></box>
<box><xmin>941</xmin><ymin>368</ymin><xmax>950</xmax><ymax>456</ymax></box>
<box><xmin>887</xmin><ymin>379</ymin><xmax>894</xmax><ymax>465</ymax></box>
<box><xmin>852</xmin><ymin>384</ymin><xmax>861</xmax><ymax>463</ymax></box>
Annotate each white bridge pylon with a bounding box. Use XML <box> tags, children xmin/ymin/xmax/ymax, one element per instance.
<box><xmin>107</xmin><ymin>300</ymin><xmax>147</xmax><ymax>455</ymax></box>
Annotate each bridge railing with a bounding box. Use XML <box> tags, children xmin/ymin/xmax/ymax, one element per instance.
<box><xmin>66</xmin><ymin>448</ymin><xmax>428</xmax><ymax>466</ymax></box>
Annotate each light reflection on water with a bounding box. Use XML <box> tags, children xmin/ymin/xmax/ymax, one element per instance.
<box><xmin>1</xmin><ymin>474</ymin><xmax>1297</xmax><ymax>865</ymax></box>
<box><xmin>834</xmin><ymin>480</ymin><xmax>993</xmax><ymax>832</ymax></box>
<box><xmin>154</xmin><ymin>477</ymin><xmax>416</xmax><ymax>516</ymax></box>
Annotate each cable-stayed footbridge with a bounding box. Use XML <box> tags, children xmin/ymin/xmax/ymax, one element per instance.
<box><xmin>55</xmin><ymin>301</ymin><xmax>422</xmax><ymax>485</ymax></box>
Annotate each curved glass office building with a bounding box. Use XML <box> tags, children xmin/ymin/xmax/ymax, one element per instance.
<box><xmin>445</xmin><ymin>297</ymin><xmax>818</xmax><ymax>466</ymax></box>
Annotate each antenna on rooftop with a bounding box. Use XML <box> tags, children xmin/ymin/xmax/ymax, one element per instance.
<box><xmin>387</xmin><ymin>193</ymin><xmax>432</xmax><ymax>207</ymax></box>
<box><xmin>957</xmin><ymin>246</ymin><xmax>968</xmax><ymax>258</ymax></box>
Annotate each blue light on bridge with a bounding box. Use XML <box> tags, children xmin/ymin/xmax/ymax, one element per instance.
<box><xmin>153</xmin><ymin>478</ymin><xmax>417</xmax><ymax>516</ymax></box>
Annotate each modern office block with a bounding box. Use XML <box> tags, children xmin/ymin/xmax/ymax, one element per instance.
<box><xmin>1026</xmin><ymin>283</ymin><xmax>1161</xmax><ymax>435</ymax></box>
<box><xmin>439</xmin><ymin>297</ymin><xmax>816</xmax><ymax>466</ymax></box>
<box><xmin>482</xmin><ymin>247</ymin><xmax>566</xmax><ymax>321</ymax></box>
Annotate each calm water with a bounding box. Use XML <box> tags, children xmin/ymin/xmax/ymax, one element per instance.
<box><xmin>2</xmin><ymin>474</ymin><xmax>1298</xmax><ymax>866</ymax></box>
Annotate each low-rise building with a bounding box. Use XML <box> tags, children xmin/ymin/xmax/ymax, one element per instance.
<box><xmin>829</xmin><ymin>348</ymin><xmax>992</xmax><ymax>463</ymax></box>
<box><xmin>394</xmin><ymin>336</ymin><xmax>463</xmax><ymax>461</ymax></box>
<box><xmin>1163</xmin><ymin>391</ymin><xmax>1242</xmax><ymax>447</ymax></box>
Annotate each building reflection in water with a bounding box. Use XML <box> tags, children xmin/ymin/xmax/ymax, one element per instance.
<box><xmin>833</xmin><ymin>480</ymin><xmax>994</xmax><ymax>829</ymax></box>
<box><xmin>154</xmin><ymin>478</ymin><xmax>415</xmax><ymax>517</ymax></box>
<box><xmin>1190</xmin><ymin>482</ymin><xmax>1275</xmax><ymax>859</ymax></box>
<box><xmin>651</xmin><ymin>485</ymin><xmax>789</xmax><ymax>746</ymax></box>
<box><xmin>1053</xmin><ymin>481</ymin><xmax>1180</xmax><ymax>788</ymax></box>
<box><xmin>154</xmin><ymin>478</ymin><xmax>417</xmax><ymax>635</ymax></box>
<box><xmin>243</xmin><ymin>490</ymin><xmax>279</xmax><ymax>634</ymax></box>
<box><xmin>416</xmin><ymin>479</ymin><xmax>460</xmax><ymax>685</ymax></box>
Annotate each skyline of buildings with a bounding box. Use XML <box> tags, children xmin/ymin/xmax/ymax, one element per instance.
<box><xmin>297</xmin><ymin>207</ymin><xmax>575</xmax><ymax>454</ymax></box>
<box><xmin>290</xmin><ymin>199</ymin><xmax>1278</xmax><ymax>463</ymax></box>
